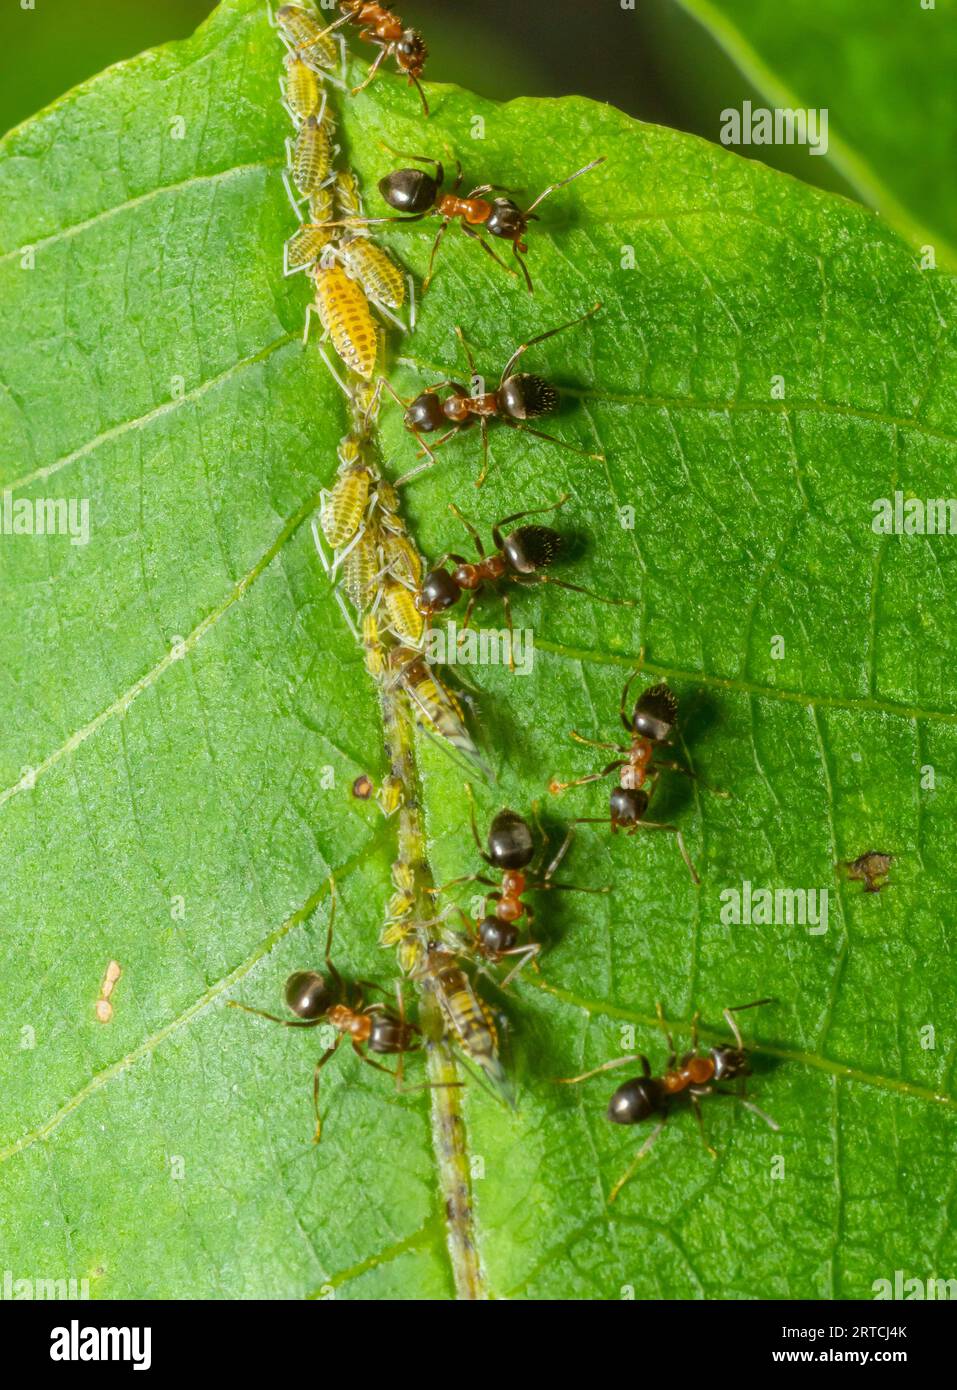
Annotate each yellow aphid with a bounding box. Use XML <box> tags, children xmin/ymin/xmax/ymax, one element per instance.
<box><xmin>339</xmin><ymin>526</ymin><xmax>380</xmax><ymax>610</ymax></box>
<box><xmin>420</xmin><ymin>946</ymin><xmax>515</xmax><ymax>1107</ymax></box>
<box><xmin>291</xmin><ymin>114</ymin><xmax>334</xmax><ymax>196</ymax></box>
<box><xmin>362</xmin><ymin>611</ymin><xmax>388</xmax><ymax>681</ymax></box>
<box><xmin>283</xmin><ymin>54</ymin><xmax>321</xmax><ymax>122</ymax></box>
<box><xmin>285</xmin><ymin>219</ymin><xmax>335</xmax><ymax>275</ymax></box>
<box><xmin>334</xmin><ymin>169</ymin><xmax>364</xmax><ymax>221</ymax></box>
<box><xmin>340</xmin><ymin>237</ymin><xmax>406</xmax><ymax>310</ymax></box>
<box><xmin>337</xmin><ymin>433</ymin><xmax>363</xmax><ymax>469</ymax></box>
<box><xmin>321</xmin><ymin>463</ymin><xmax>370</xmax><ymax>548</ymax></box>
<box><xmin>376</xmin><ymin>478</ymin><xmax>401</xmax><ymax>517</ymax></box>
<box><xmin>381</xmin><ymin>529</ymin><xmax>422</xmax><ymax>589</ymax></box>
<box><xmin>383</xmin><ymin>578</ymin><xmax>424</xmax><ymax>646</ymax></box>
<box><xmin>313</xmin><ymin>265</ymin><xmax>379</xmax><ymax>379</ymax></box>
<box><xmin>376</xmin><ymin>775</ymin><xmax>404</xmax><ymax>818</ymax></box>
<box><xmin>277</xmin><ymin>4</ymin><xmax>339</xmax><ymax>70</ymax></box>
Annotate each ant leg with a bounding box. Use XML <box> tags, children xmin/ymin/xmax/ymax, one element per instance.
<box><xmin>448</xmin><ymin>502</ymin><xmax>486</xmax><ymax>559</ymax></box>
<box><xmin>632</xmin><ymin>819</ymin><xmax>700</xmax><ymax>887</ymax></box>
<box><xmin>523</xmin><ymin>157</ymin><xmax>607</xmax><ymax>217</ymax></box>
<box><xmin>311</xmin><ymin>1039</ymin><xmax>342</xmax><ymax>1143</ymax></box>
<box><xmin>654</xmin><ymin>1001</ymin><xmax>677</xmax><ymax>1068</ymax></box>
<box><xmin>350</xmin><ymin>41</ymin><xmax>389</xmax><ymax>96</ymax></box>
<box><xmin>556</xmin><ymin>1053</ymin><xmax>651</xmax><ymax>1086</ymax></box>
<box><xmin>407</xmin><ymin>71</ymin><xmax>430</xmax><ymax>120</ymax></box>
<box><xmin>463</xmin><ymin>781</ymin><xmax>487</xmax><ymax>858</ymax></box>
<box><xmin>550</xmin><ymin>758</ymin><xmax>626</xmax><ymax>795</ymax></box>
<box><xmin>516</xmin><ymin>573</ymin><xmax>636</xmax><ymax>610</ymax></box>
<box><xmin>689</xmin><ymin>1091</ymin><xmax>717</xmax><ymax>1159</ymax></box>
<box><xmin>543</xmin><ymin>825</ymin><xmax>575</xmax><ymax>882</ymax></box>
<box><xmin>689</xmin><ymin>1009</ymin><xmax>701</xmax><ymax>1056</ymax></box>
<box><xmin>490</xmin><ymin>494</ymin><xmax>569</xmax><ymax>550</ymax></box>
<box><xmin>423</xmin><ymin>218</ymin><xmax>451</xmax><ymax>291</ymax></box>
<box><xmin>723</xmin><ymin>998</ymin><xmax>774</xmax><ymax>1049</ymax></box>
<box><xmin>513</xmin><ymin>244</ymin><xmax>534</xmax><ymax>294</ymax></box>
<box><xmin>476</xmin><ymin>418</ymin><xmax>490</xmax><ymax>488</ymax></box>
<box><xmin>458</xmin><ymin>591</ymin><xmax>478</xmax><ymax>634</ymax></box>
<box><xmin>499</xmin><ymin>303</ymin><xmax>602</xmax><ymax>382</ymax></box>
<box><xmin>430</xmin><ymin>872</ymin><xmax>497</xmax><ymax>896</ymax></box>
<box><xmin>608</xmin><ymin>1119</ymin><xmax>667</xmax><ymax>1203</ymax></box>
<box><xmin>458</xmin><ymin>223</ymin><xmax>518</xmax><ymax>279</ymax></box>
<box><xmin>498</xmin><ymin>940</ymin><xmax>542</xmax><ymax>990</ymax></box>
<box><xmin>323</xmin><ymin>877</ymin><xmax>343</xmax><ymax>997</ymax></box>
<box><xmin>227</xmin><ymin>1001</ymin><xmax>326</xmax><ymax>1028</ymax></box>
<box><xmin>503</xmin><ymin>417</ymin><xmax>604</xmax><ymax>463</ymax></box>
<box><xmin>501</xmin><ymin>590</ymin><xmax>516</xmax><ymax>672</ymax></box>
<box><xmin>571</xmin><ymin>730</ymin><xmax>630</xmax><ymax>753</ymax></box>
<box><xmin>653</xmin><ymin>758</ymin><xmax>731</xmax><ymax>798</ymax></box>
<box><xmin>618</xmin><ymin>653</ymin><xmax>647</xmax><ymax>733</ymax></box>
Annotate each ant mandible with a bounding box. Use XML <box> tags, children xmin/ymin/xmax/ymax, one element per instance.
<box><xmin>228</xmin><ymin>878</ymin><xmax>442</xmax><ymax>1141</ymax></box>
<box><xmin>326</xmin><ymin>150</ymin><xmax>605</xmax><ymax>292</ymax></box>
<box><xmin>549</xmin><ymin>662</ymin><xmax>729</xmax><ymax>885</ymax></box>
<box><xmin>415</xmin><ymin>495</ymin><xmax>634</xmax><ymax>669</ymax></box>
<box><xmin>430</xmin><ymin>788</ymin><xmax>610</xmax><ymax>987</ymax></box>
<box><xmin>557</xmin><ymin>999</ymin><xmax>779</xmax><ymax>1202</ymax></box>
<box><xmin>384</xmin><ymin>303</ymin><xmax>605</xmax><ymax>487</ymax></box>
<box><xmin>315</xmin><ymin>3</ymin><xmax>429</xmax><ymax>116</ymax></box>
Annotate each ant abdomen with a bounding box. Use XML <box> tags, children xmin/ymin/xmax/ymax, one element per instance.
<box><xmin>502</xmin><ymin>524</ymin><xmax>562</xmax><ymax>574</ymax></box>
<box><xmin>499</xmin><ymin>373</ymin><xmax>559</xmax><ymax>420</ymax></box>
<box><xmin>487</xmin><ymin>809</ymin><xmax>536</xmax><ymax>869</ymax></box>
<box><xmin>369</xmin><ymin>1014</ymin><xmax>418</xmax><ymax>1054</ymax></box>
<box><xmin>379</xmin><ymin>167</ymin><xmax>439</xmax><ymax>213</ymax></box>
<box><xmin>631</xmin><ymin>683</ymin><xmax>678</xmax><ymax>741</ymax></box>
<box><xmin>608</xmin><ymin>1077</ymin><xmax>663</xmax><ymax>1125</ymax></box>
<box><xmin>285</xmin><ymin>970</ymin><xmax>331</xmax><ymax>1019</ymax></box>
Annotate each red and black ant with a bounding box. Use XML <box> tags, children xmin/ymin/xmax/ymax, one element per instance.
<box><xmin>384</xmin><ymin>304</ymin><xmax>605</xmax><ymax>486</ymax></box>
<box><xmin>415</xmin><ymin>494</ymin><xmax>634</xmax><ymax>669</ymax></box>
<box><xmin>326</xmin><ymin>150</ymin><xmax>605</xmax><ymax>291</ymax></box>
<box><xmin>317</xmin><ymin>3</ymin><xmax>429</xmax><ymax>115</ymax></box>
<box><xmin>557</xmin><ymin>999</ymin><xmax>779</xmax><ymax>1202</ymax></box>
<box><xmin>549</xmin><ymin>663</ymin><xmax>729</xmax><ymax>886</ymax></box>
<box><xmin>431</xmin><ymin>789</ymin><xmax>609</xmax><ymax>987</ymax></box>
<box><xmin>229</xmin><ymin>879</ymin><xmax>446</xmax><ymax>1141</ymax></box>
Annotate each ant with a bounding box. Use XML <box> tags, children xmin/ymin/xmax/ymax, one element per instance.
<box><xmin>549</xmin><ymin>663</ymin><xmax>729</xmax><ymax>886</ymax></box>
<box><xmin>557</xmin><ymin>999</ymin><xmax>779</xmax><ymax>1202</ymax></box>
<box><xmin>229</xmin><ymin>879</ymin><xmax>445</xmax><ymax>1141</ymax></box>
<box><xmin>326</xmin><ymin>150</ymin><xmax>605</xmax><ymax>291</ymax></box>
<box><xmin>415</xmin><ymin>495</ymin><xmax>633</xmax><ymax>669</ymax></box>
<box><xmin>431</xmin><ymin>788</ymin><xmax>609</xmax><ymax>987</ymax></box>
<box><xmin>315</xmin><ymin>3</ymin><xmax>429</xmax><ymax>116</ymax></box>
<box><xmin>384</xmin><ymin>304</ymin><xmax>605</xmax><ymax>487</ymax></box>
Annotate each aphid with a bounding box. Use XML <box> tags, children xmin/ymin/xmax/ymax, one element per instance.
<box><xmin>316</xmin><ymin>2</ymin><xmax>429</xmax><ymax>116</ymax></box>
<box><xmin>95</xmin><ymin>959</ymin><xmax>122</xmax><ymax>1024</ymax></box>
<box><xmin>328</xmin><ymin>152</ymin><xmax>605</xmax><ymax>291</ymax></box>
<box><xmin>384</xmin><ymin>305</ymin><xmax>604</xmax><ymax>486</ymax></box>
<box><xmin>417</xmin><ymin>942</ymin><xmax>514</xmax><ymax>1106</ymax></box>
<box><xmin>334</xmin><ymin>169</ymin><xmax>365</xmax><ymax>222</ymax></box>
<box><xmin>432</xmin><ymin>791</ymin><xmax>608</xmax><ymax>986</ymax></box>
<box><xmin>340</xmin><ymin>237</ymin><xmax>407</xmax><ymax>311</ymax></box>
<box><xmin>320</xmin><ymin>461</ymin><xmax>371</xmax><ymax>549</ymax></box>
<box><xmin>275</xmin><ymin>4</ymin><xmax>342</xmax><ymax>74</ymax></box>
<box><xmin>388</xmin><ymin>645</ymin><xmax>489</xmax><ymax>779</ymax></box>
<box><xmin>229</xmin><ymin>879</ymin><xmax>439</xmax><ymax>1141</ymax></box>
<box><xmin>283</xmin><ymin>106</ymin><xmax>337</xmax><ymax>214</ymax></box>
<box><xmin>339</xmin><ymin>522</ymin><xmax>381</xmax><ymax>610</ymax></box>
<box><xmin>839</xmin><ymin>850</ymin><xmax>894</xmax><ymax>894</ymax></box>
<box><xmin>376</xmin><ymin>774</ymin><xmax>404</xmax><ymax>817</ymax></box>
<box><xmin>380</xmin><ymin>527</ymin><xmax>422</xmax><ymax>590</ymax></box>
<box><xmin>283</xmin><ymin>184</ymin><xmax>336</xmax><ymax>276</ymax></box>
<box><xmin>306</xmin><ymin>262</ymin><xmax>379</xmax><ymax>380</ymax></box>
<box><xmin>549</xmin><ymin>667</ymin><xmax>729</xmax><ymax>886</ymax></box>
<box><xmin>382</xmin><ymin>575</ymin><xmax>425</xmax><ymax>645</ymax></box>
<box><xmin>416</xmin><ymin>495</ymin><xmax>633</xmax><ymax>665</ymax></box>
<box><xmin>557</xmin><ymin>1000</ymin><xmax>779</xmax><ymax>1202</ymax></box>
<box><xmin>362</xmin><ymin>610</ymin><xmax>389</xmax><ymax>681</ymax></box>
<box><xmin>281</xmin><ymin>52</ymin><xmax>321</xmax><ymax>124</ymax></box>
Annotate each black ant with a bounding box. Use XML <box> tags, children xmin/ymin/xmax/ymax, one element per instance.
<box><xmin>415</xmin><ymin>495</ymin><xmax>634</xmax><ymax>669</ymax></box>
<box><xmin>557</xmin><ymin>1000</ymin><xmax>779</xmax><ymax>1202</ymax></box>
<box><xmin>549</xmin><ymin>662</ymin><xmax>729</xmax><ymax>885</ymax></box>
<box><xmin>229</xmin><ymin>878</ymin><xmax>445</xmax><ymax>1141</ymax></box>
<box><xmin>325</xmin><ymin>150</ymin><xmax>605</xmax><ymax>291</ymax></box>
<box><xmin>384</xmin><ymin>304</ymin><xmax>604</xmax><ymax>486</ymax></box>
<box><xmin>431</xmin><ymin>788</ymin><xmax>609</xmax><ymax>987</ymax></box>
<box><xmin>316</xmin><ymin>3</ymin><xmax>429</xmax><ymax>116</ymax></box>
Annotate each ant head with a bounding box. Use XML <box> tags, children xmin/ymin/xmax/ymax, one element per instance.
<box><xmin>711</xmin><ymin>1046</ymin><xmax>750</xmax><ymax>1082</ymax></box>
<box><xmin>404</xmin><ymin>391</ymin><xmax>446</xmax><ymax>433</ymax></box>
<box><xmin>610</xmin><ymin>785</ymin><xmax>649</xmax><ymax>826</ymax></box>
<box><xmin>485</xmin><ymin>197</ymin><xmax>525</xmax><ymax>242</ymax></box>
<box><xmin>487</xmin><ymin>809</ymin><xmax>535</xmax><ymax>870</ymax></box>
<box><xmin>630</xmin><ymin>682</ymin><xmax>677</xmax><ymax>741</ymax></box>
<box><xmin>607</xmin><ymin>1076</ymin><xmax>662</xmax><ymax>1125</ymax></box>
<box><xmin>503</xmin><ymin>525</ymin><xmax>562</xmax><ymax>575</ymax></box>
<box><xmin>284</xmin><ymin>970</ymin><xmax>332</xmax><ymax>1020</ymax></box>
<box><xmin>396</xmin><ymin>30</ymin><xmax>428</xmax><ymax>75</ymax></box>
<box><xmin>478</xmin><ymin>916</ymin><xmax>519</xmax><ymax>954</ymax></box>
<box><xmin>416</xmin><ymin>567</ymin><xmax>460</xmax><ymax>615</ymax></box>
<box><xmin>379</xmin><ymin>166</ymin><xmax>440</xmax><ymax>214</ymax></box>
<box><xmin>498</xmin><ymin>373</ymin><xmax>559</xmax><ymax>421</ymax></box>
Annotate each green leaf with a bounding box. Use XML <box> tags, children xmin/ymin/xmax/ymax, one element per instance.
<box><xmin>661</xmin><ymin>0</ymin><xmax>957</xmax><ymax>269</ymax></box>
<box><xmin>2</xmin><ymin>0</ymin><xmax>955</xmax><ymax>1300</ymax></box>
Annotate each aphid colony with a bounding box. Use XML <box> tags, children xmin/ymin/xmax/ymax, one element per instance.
<box><xmin>232</xmin><ymin>2</ymin><xmax>779</xmax><ymax>1202</ymax></box>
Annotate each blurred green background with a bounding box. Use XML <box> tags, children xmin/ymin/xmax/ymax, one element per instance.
<box><xmin>1</xmin><ymin>0</ymin><xmax>949</xmax><ymax>252</ymax></box>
